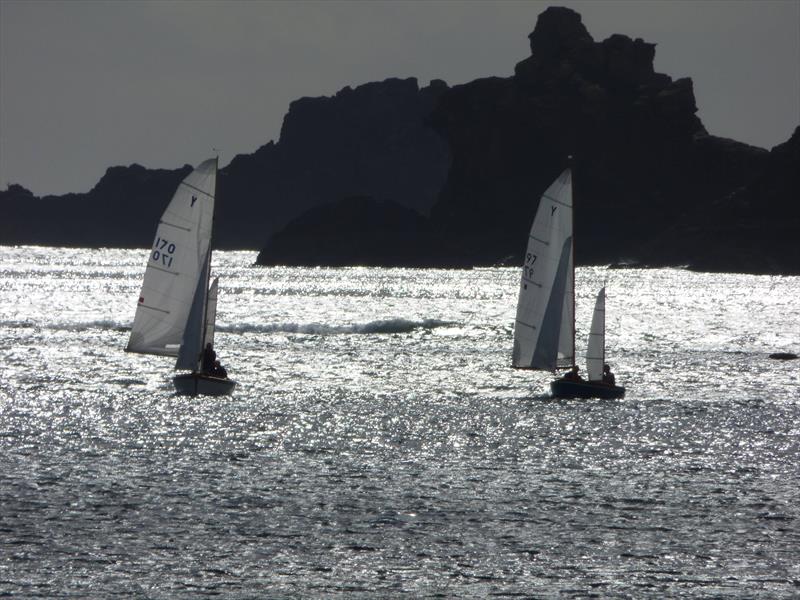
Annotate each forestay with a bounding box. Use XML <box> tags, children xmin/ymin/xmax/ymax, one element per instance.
<box><xmin>126</xmin><ymin>159</ymin><xmax>217</xmax><ymax>357</ymax></box>
<box><xmin>586</xmin><ymin>287</ymin><xmax>605</xmax><ymax>381</ymax></box>
<box><xmin>512</xmin><ymin>168</ymin><xmax>574</xmax><ymax>370</ymax></box>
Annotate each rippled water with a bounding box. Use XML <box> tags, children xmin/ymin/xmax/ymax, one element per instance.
<box><xmin>1</xmin><ymin>247</ymin><xmax>798</xmax><ymax>598</ymax></box>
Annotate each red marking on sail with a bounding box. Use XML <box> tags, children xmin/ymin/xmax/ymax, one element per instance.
<box><xmin>139</xmin><ymin>297</ymin><xmax>144</xmax><ymax>303</ymax></box>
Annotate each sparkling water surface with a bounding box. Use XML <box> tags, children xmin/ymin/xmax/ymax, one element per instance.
<box><xmin>1</xmin><ymin>247</ymin><xmax>798</xmax><ymax>598</ymax></box>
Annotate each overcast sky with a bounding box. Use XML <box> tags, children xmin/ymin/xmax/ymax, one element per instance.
<box><xmin>1</xmin><ymin>0</ymin><xmax>798</xmax><ymax>196</ymax></box>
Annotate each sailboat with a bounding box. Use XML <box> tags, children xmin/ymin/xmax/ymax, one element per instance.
<box><xmin>512</xmin><ymin>166</ymin><xmax>625</xmax><ymax>399</ymax></box>
<box><xmin>126</xmin><ymin>157</ymin><xmax>236</xmax><ymax>396</ymax></box>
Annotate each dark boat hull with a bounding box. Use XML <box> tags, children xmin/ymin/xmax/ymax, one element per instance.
<box><xmin>550</xmin><ymin>379</ymin><xmax>625</xmax><ymax>399</ymax></box>
<box><xmin>173</xmin><ymin>373</ymin><xmax>236</xmax><ymax>396</ymax></box>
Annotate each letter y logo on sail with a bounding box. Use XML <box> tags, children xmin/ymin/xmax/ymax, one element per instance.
<box><xmin>191</xmin><ymin>195</ymin><xmax>197</xmax><ymax>207</ymax></box>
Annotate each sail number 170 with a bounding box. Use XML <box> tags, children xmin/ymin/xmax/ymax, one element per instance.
<box><xmin>152</xmin><ymin>237</ymin><xmax>176</xmax><ymax>268</ymax></box>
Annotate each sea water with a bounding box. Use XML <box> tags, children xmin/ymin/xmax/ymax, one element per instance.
<box><xmin>0</xmin><ymin>246</ymin><xmax>798</xmax><ymax>598</ymax></box>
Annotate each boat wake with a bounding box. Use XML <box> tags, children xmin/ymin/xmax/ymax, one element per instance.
<box><xmin>218</xmin><ymin>318</ymin><xmax>455</xmax><ymax>336</ymax></box>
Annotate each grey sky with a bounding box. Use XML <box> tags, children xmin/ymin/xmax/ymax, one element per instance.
<box><xmin>1</xmin><ymin>0</ymin><xmax>798</xmax><ymax>196</ymax></box>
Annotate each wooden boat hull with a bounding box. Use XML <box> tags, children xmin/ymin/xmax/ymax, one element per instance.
<box><xmin>173</xmin><ymin>373</ymin><xmax>236</xmax><ymax>396</ymax></box>
<box><xmin>550</xmin><ymin>379</ymin><xmax>625</xmax><ymax>399</ymax></box>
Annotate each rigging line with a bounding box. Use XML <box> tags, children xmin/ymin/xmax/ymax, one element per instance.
<box><xmin>515</xmin><ymin>319</ymin><xmax>538</xmax><ymax>330</ymax></box>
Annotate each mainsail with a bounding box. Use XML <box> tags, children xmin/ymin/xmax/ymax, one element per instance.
<box><xmin>512</xmin><ymin>168</ymin><xmax>574</xmax><ymax>370</ymax></box>
<box><xmin>126</xmin><ymin>158</ymin><xmax>217</xmax><ymax>357</ymax></box>
<box><xmin>586</xmin><ymin>287</ymin><xmax>605</xmax><ymax>381</ymax></box>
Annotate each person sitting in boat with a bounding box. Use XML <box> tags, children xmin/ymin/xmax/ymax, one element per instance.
<box><xmin>201</xmin><ymin>343</ymin><xmax>216</xmax><ymax>374</ymax></box>
<box><xmin>602</xmin><ymin>364</ymin><xmax>616</xmax><ymax>386</ymax></box>
<box><xmin>211</xmin><ymin>359</ymin><xmax>228</xmax><ymax>379</ymax></box>
<box><xmin>563</xmin><ymin>365</ymin><xmax>583</xmax><ymax>382</ymax></box>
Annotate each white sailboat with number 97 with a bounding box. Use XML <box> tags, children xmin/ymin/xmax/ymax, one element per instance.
<box><xmin>126</xmin><ymin>157</ymin><xmax>236</xmax><ymax>396</ymax></box>
<box><xmin>512</xmin><ymin>164</ymin><xmax>624</xmax><ymax>399</ymax></box>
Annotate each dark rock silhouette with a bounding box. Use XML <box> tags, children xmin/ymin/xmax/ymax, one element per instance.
<box><xmin>0</xmin><ymin>165</ymin><xmax>192</xmax><ymax>247</ymax></box>
<box><xmin>217</xmin><ymin>77</ymin><xmax>450</xmax><ymax>248</ymax></box>
<box><xmin>640</xmin><ymin>126</ymin><xmax>800</xmax><ymax>273</ymax></box>
<box><xmin>1</xmin><ymin>77</ymin><xmax>450</xmax><ymax>250</ymax></box>
<box><xmin>256</xmin><ymin>196</ymin><xmax>439</xmax><ymax>267</ymax></box>
<box><xmin>259</xmin><ymin>6</ymin><xmax>783</xmax><ymax>271</ymax></box>
<box><xmin>3</xmin><ymin>6</ymin><xmax>797</xmax><ymax>274</ymax></box>
<box><xmin>423</xmin><ymin>6</ymin><xmax>769</xmax><ymax>268</ymax></box>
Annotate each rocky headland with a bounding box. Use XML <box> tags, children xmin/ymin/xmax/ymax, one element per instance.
<box><xmin>1</xmin><ymin>77</ymin><xmax>450</xmax><ymax>250</ymax></box>
<box><xmin>3</xmin><ymin>7</ymin><xmax>798</xmax><ymax>274</ymax></box>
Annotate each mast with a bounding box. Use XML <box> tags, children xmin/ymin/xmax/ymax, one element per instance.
<box><xmin>602</xmin><ymin>286</ymin><xmax>606</xmax><ymax>369</ymax></box>
<box><xmin>569</xmin><ymin>155</ymin><xmax>576</xmax><ymax>369</ymax></box>
<box><xmin>198</xmin><ymin>156</ymin><xmax>218</xmax><ymax>371</ymax></box>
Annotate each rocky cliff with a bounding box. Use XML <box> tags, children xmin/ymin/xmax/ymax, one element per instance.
<box><xmin>425</xmin><ymin>6</ymin><xmax>770</xmax><ymax>267</ymax></box>
<box><xmin>3</xmin><ymin>7</ymin><xmax>796</xmax><ymax>274</ymax></box>
<box><xmin>640</xmin><ymin>126</ymin><xmax>800</xmax><ymax>273</ymax></box>
<box><xmin>256</xmin><ymin>196</ymin><xmax>438</xmax><ymax>267</ymax></box>
<box><xmin>1</xmin><ymin>77</ymin><xmax>450</xmax><ymax>249</ymax></box>
<box><xmin>256</xmin><ymin>6</ymin><xmax>787</xmax><ymax>271</ymax></box>
<box><xmin>0</xmin><ymin>165</ymin><xmax>192</xmax><ymax>247</ymax></box>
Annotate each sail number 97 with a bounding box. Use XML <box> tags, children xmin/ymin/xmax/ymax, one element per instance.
<box><xmin>524</xmin><ymin>253</ymin><xmax>537</xmax><ymax>279</ymax></box>
<box><xmin>152</xmin><ymin>237</ymin><xmax>176</xmax><ymax>268</ymax></box>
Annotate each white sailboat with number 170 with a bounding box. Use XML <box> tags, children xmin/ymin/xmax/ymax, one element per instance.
<box><xmin>125</xmin><ymin>157</ymin><xmax>236</xmax><ymax>396</ymax></box>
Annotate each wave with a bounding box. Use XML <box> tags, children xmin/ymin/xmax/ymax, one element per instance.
<box><xmin>0</xmin><ymin>319</ymin><xmax>130</xmax><ymax>332</ymax></box>
<box><xmin>0</xmin><ymin>318</ymin><xmax>456</xmax><ymax>336</ymax></box>
<box><xmin>218</xmin><ymin>318</ymin><xmax>456</xmax><ymax>336</ymax></box>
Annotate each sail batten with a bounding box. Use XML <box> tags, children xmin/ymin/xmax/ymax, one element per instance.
<box><xmin>512</xmin><ymin>169</ymin><xmax>574</xmax><ymax>371</ymax></box>
<box><xmin>138</xmin><ymin>304</ymin><xmax>170</xmax><ymax>314</ymax></box>
<box><xmin>160</xmin><ymin>222</ymin><xmax>193</xmax><ymax>232</ymax></box>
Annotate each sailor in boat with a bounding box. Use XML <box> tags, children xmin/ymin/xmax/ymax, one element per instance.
<box><xmin>602</xmin><ymin>364</ymin><xmax>616</xmax><ymax>386</ymax></box>
<box><xmin>563</xmin><ymin>365</ymin><xmax>584</xmax><ymax>382</ymax></box>
<box><xmin>211</xmin><ymin>360</ymin><xmax>228</xmax><ymax>379</ymax></box>
<box><xmin>200</xmin><ymin>343</ymin><xmax>229</xmax><ymax>379</ymax></box>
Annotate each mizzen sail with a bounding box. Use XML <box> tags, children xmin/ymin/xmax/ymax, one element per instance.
<box><xmin>204</xmin><ymin>277</ymin><xmax>219</xmax><ymax>349</ymax></box>
<box><xmin>586</xmin><ymin>287</ymin><xmax>605</xmax><ymax>381</ymax></box>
